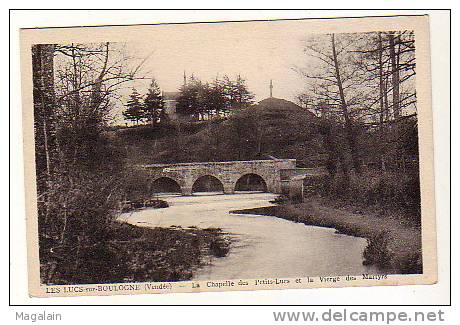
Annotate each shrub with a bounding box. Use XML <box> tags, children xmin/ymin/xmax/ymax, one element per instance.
<box><xmin>290</xmin><ymin>192</ymin><xmax>303</xmax><ymax>204</ymax></box>
<box><xmin>362</xmin><ymin>231</ymin><xmax>392</xmax><ymax>268</ymax></box>
<box><xmin>209</xmin><ymin>238</ymin><xmax>230</xmax><ymax>258</ymax></box>
<box><xmin>270</xmin><ymin>195</ymin><xmax>290</xmax><ymax>205</ymax></box>
<box><xmin>325</xmin><ymin>170</ymin><xmax>421</xmax><ymax>220</ymax></box>
<box><xmin>121</xmin><ymin>199</ymin><xmax>169</xmax><ymax>212</ymax></box>
<box><xmin>120</xmin><ymin>168</ymin><xmax>154</xmax><ymax>202</ymax></box>
<box><xmin>303</xmin><ymin>174</ymin><xmax>330</xmax><ymax>196</ymax></box>
<box><xmin>395</xmin><ymin>251</ymin><xmax>423</xmax><ymax>274</ymax></box>
<box><xmin>328</xmin><ymin>173</ymin><xmax>351</xmax><ymax>198</ymax></box>
<box><xmin>38</xmin><ymin>168</ymin><xmax>124</xmax><ymax>284</ymax></box>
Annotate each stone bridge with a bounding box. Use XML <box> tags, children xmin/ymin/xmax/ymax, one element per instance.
<box><xmin>141</xmin><ymin>159</ymin><xmax>297</xmax><ymax>195</ymax></box>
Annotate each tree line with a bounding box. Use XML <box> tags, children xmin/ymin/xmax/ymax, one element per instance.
<box><xmin>123</xmin><ymin>79</ymin><xmax>166</xmax><ymax>126</ymax></box>
<box><xmin>297</xmin><ymin>31</ymin><xmax>416</xmax><ymax>174</ymax></box>
<box><xmin>176</xmin><ymin>75</ymin><xmax>254</xmax><ymax>120</ymax></box>
<box><xmin>123</xmin><ymin>74</ymin><xmax>255</xmax><ymax>125</ymax></box>
<box><xmin>296</xmin><ymin>30</ymin><xmax>420</xmax><ymax>216</ymax></box>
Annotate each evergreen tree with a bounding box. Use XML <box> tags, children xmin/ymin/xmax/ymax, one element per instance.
<box><xmin>222</xmin><ymin>75</ymin><xmax>254</xmax><ymax>112</ymax></box>
<box><xmin>233</xmin><ymin>75</ymin><xmax>255</xmax><ymax>109</ymax></box>
<box><xmin>206</xmin><ymin>79</ymin><xmax>227</xmax><ymax>117</ymax></box>
<box><xmin>176</xmin><ymin>77</ymin><xmax>202</xmax><ymax>120</ymax></box>
<box><xmin>176</xmin><ymin>75</ymin><xmax>254</xmax><ymax>119</ymax></box>
<box><xmin>143</xmin><ymin>79</ymin><xmax>165</xmax><ymax>126</ymax></box>
<box><xmin>123</xmin><ymin>89</ymin><xmax>144</xmax><ymax>125</ymax></box>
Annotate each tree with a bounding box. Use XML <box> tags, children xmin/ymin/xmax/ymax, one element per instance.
<box><xmin>32</xmin><ymin>44</ymin><xmax>57</xmax><ymax>187</ymax></box>
<box><xmin>388</xmin><ymin>32</ymin><xmax>400</xmax><ymax>120</ymax></box>
<box><xmin>203</xmin><ymin>79</ymin><xmax>227</xmax><ymax>117</ymax></box>
<box><xmin>35</xmin><ymin>42</ymin><xmax>147</xmax><ymax>284</ymax></box>
<box><xmin>143</xmin><ymin>79</ymin><xmax>165</xmax><ymax>126</ymax></box>
<box><xmin>53</xmin><ymin>42</ymin><xmax>149</xmax><ymax>166</ymax></box>
<box><xmin>330</xmin><ymin>33</ymin><xmax>362</xmax><ymax>174</ymax></box>
<box><xmin>352</xmin><ymin>31</ymin><xmax>416</xmax><ymax>169</ymax></box>
<box><xmin>222</xmin><ymin>75</ymin><xmax>254</xmax><ymax>112</ymax></box>
<box><xmin>176</xmin><ymin>77</ymin><xmax>202</xmax><ymax>120</ymax></box>
<box><xmin>233</xmin><ymin>75</ymin><xmax>255</xmax><ymax>109</ymax></box>
<box><xmin>296</xmin><ymin>30</ymin><xmax>418</xmax><ymax>183</ymax></box>
<box><xmin>351</xmin><ymin>31</ymin><xmax>416</xmax><ymax>125</ymax></box>
<box><xmin>176</xmin><ymin>75</ymin><xmax>254</xmax><ymax>120</ymax></box>
<box><xmin>123</xmin><ymin>89</ymin><xmax>144</xmax><ymax>125</ymax></box>
<box><xmin>32</xmin><ymin>44</ymin><xmax>57</xmax><ymax>227</ymax></box>
<box><xmin>296</xmin><ymin>33</ymin><xmax>363</xmax><ymax>175</ymax></box>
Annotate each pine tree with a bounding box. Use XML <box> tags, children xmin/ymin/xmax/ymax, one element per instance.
<box><xmin>222</xmin><ymin>75</ymin><xmax>254</xmax><ymax>112</ymax></box>
<box><xmin>123</xmin><ymin>89</ymin><xmax>144</xmax><ymax>125</ymax></box>
<box><xmin>233</xmin><ymin>75</ymin><xmax>255</xmax><ymax>109</ymax></box>
<box><xmin>176</xmin><ymin>77</ymin><xmax>202</xmax><ymax>120</ymax></box>
<box><xmin>143</xmin><ymin>79</ymin><xmax>165</xmax><ymax>126</ymax></box>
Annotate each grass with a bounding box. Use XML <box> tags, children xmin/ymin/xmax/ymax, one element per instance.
<box><xmin>231</xmin><ymin>196</ymin><xmax>422</xmax><ymax>274</ymax></box>
<box><xmin>113</xmin><ymin>98</ymin><xmax>326</xmax><ymax>167</ymax></box>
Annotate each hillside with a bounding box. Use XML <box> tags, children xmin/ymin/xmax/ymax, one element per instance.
<box><xmin>115</xmin><ymin>97</ymin><xmax>327</xmax><ymax>168</ymax></box>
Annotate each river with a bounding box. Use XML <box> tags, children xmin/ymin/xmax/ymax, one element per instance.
<box><xmin>119</xmin><ymin>192</ymin><xmax>377</xmax><ymax>280</ymax></box>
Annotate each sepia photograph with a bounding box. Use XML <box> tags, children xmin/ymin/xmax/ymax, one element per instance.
<box><xmin>19</xmin><ymin>14</ymin><xmax>437</xmax><ymax>297</ymax></box>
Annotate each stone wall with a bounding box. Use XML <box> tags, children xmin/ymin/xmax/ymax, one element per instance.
<box><xmin>142</xmin><ymin>159</ymin><xmax>296</xmax><ymax>195</ymax></box>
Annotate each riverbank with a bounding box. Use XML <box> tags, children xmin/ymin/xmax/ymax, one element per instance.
<box><xmin>121</xmin><ymin>198</ymin><xmax>169</xmax><ymax>212</ymax></box>
<box><xmin>231</xmin><ymin>197</ymin><xmax>422</xmax><ymax>274</ymax></box>
<box><xmin>42</xmin><ymin>222</ymin><xmax>230</xmax><ymax>284</ymax></box>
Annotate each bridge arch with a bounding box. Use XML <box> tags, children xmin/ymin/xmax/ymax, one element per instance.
<box><xmin>192</xmin><ymin>175</ymin><xmax>224</xmax><ymax>194</ymax></box>
<box><xmin>151</xmin><ymin>176</ymin><xmax>182</xmax><ymax>194</ymax></box>
<box><xmin>234</xmin><ymin>173</ymin><xmax>268</xmax><ymax>192</ymax></box>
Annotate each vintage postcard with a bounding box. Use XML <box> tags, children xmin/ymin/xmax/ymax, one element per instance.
<box><xmin>20</xmin><ymin>14</ymin><xmax>437</xmax><ymax>297</ymax></box>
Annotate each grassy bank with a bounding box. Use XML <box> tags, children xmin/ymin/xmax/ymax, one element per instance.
<box><xmin>231</xmin><ymin>197</ymin><xmax>422</xmax><ymax>274</ymax></box>
<box><xmin>113</xmin><ymin>98</ymin><xmax>326</xmax><ymax>166</ymax></box>
<box><xmin>42</xmin><ymin>223</ymin><xmax>230</xmax><ymax>285</ymax></box>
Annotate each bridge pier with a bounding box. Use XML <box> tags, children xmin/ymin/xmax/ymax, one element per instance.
<box><xmin>181</xmin><ymin>186</ymin><xmax>193</xmax><ymax>196</ymax></box>
<box><xmin>223</xmin><ymin>183</ymin><xmax>235</xmax><ymax>194</ymax></box>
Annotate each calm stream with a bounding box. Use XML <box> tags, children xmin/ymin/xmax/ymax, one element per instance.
<box><xmin>119</xmin><ymin>192</ymin><xmax>377</xmax><ymax>280</ymax></box>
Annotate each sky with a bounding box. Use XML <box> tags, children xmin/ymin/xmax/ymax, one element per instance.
<box><xmin>52</xmin><ymin>19</ymin><xmax>418</xmax><ymax>125</ymax></box>
<box><xmin>122</xmin><ymin>20</ymin><xmax>312</xmax><ymax>106</ymax></box>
